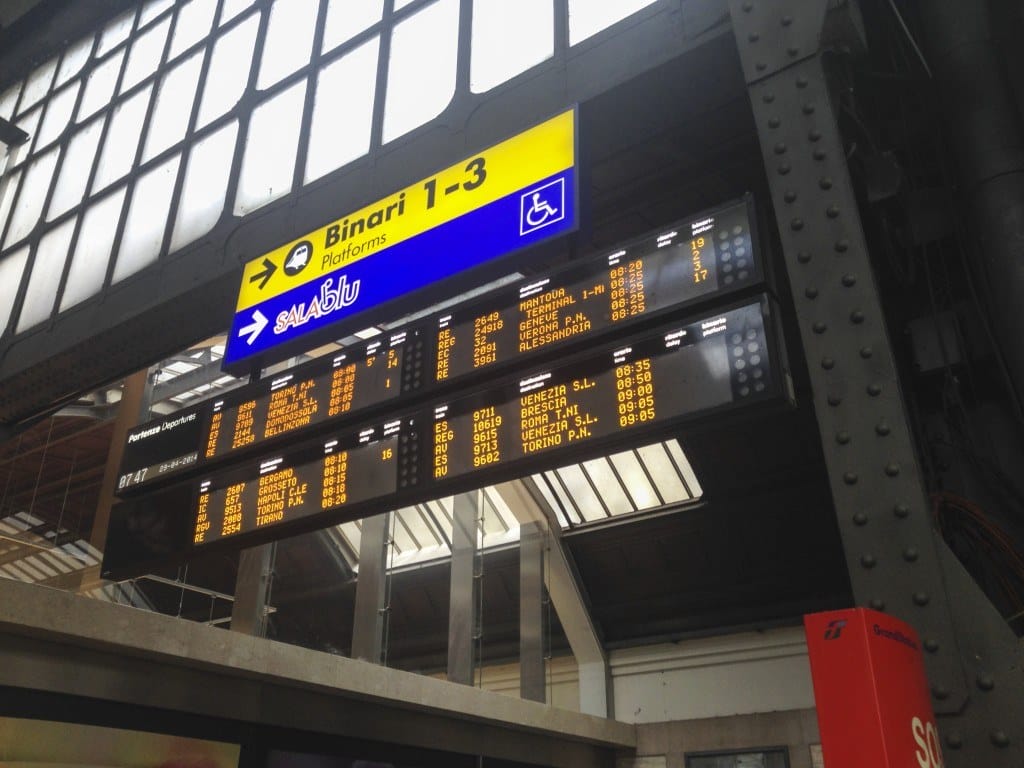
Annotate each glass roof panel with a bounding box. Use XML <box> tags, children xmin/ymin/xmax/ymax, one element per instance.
<box><xmin>60</xmin><ymin>186</ymin><xmax>126</xmax><ymax>312</ymax></box>
<box><xmin>36</xmin><ymin>80</ymin><xmax>81</xmax><ymax>151</ymax></box>
<box><xmin>98</xmin><ymin>10</ymin><xmax>136</xmax><ymax>57</ymax></box>
<box><xmin>609</xmin><ymin>450</ymin><xmax>660</xmax><ymax>509</ymax></box>
<box><xmin>17</xmin><ymin>216</ymin><xmax>76</xmax><ymax>332</ymax></box>
<box><xmin>257</xmin><ymin>0</ymin><xmax>319</xmax><ymax>91</ymax></box>
<box><xmin>234</xmin><ymin>78</ymin><xmax>305</xmax><ymax>214</ymax></box>
<box><xmin>382</xmin><ymin>0</ymin><xmax>459</xmax><ymax>143</ymax></box>
<box><xmin>56</xmin><ymin>36</ymin><xmax>95</xmax><ymax>87</ymax></box>
<box><xmin>78</xmin><ymin>48</ymin><xmax>126</xmax><ymax>123</ymax></box>
<box><xmin>0</xmin><ymin>245</ymin><xmax>30</xmax><ymax>333</ymax></box>
<box><xmin>170</xmin><ymin>0</ymin><xmax>218</xmax><ymax>60</ymax></box>
<box><xmin>579</xmin><ymin>456</ymin><xmax>632</xmax><ymax>516</ymax></box>
<box><xmin>636</xmin><ymin>442</ymin><xmax>689</xmax><ymax>503</ymax></box>
<box><xmin>305</xmin><ymin>35</ymin><xmax>379</xmax><ymax>183</ymax></box>
<box><xmin>567</xmin><ymin>0</ymin><xmax>658</xmax><ymax>45</ymax></box>
<box><xmin>48</xmin><ymin>114</ymin><xmax>105</xmax><ymax>221</ymax></box>
<box><xmin>553</xmin><ymin>464</ymin><xmax>605</xmax><ymax>522</ymax></box>
<box><xmin>122</xmin><ymin>17</ymin><xmax>172</xmax><ymax>92</ymax></box>
<box><xmin>470</xmin><ymin>0</ymin><xmax>553</xmax><ymax>93</ymax></box>
<box><xmin>322</xmin><ymin>0</ymin><xmax>384</xmax><ymax>54</ymax></box>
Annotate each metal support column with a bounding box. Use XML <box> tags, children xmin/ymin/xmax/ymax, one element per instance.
<box><xmin>351</xmin><ymin>512</ymin><xmax>391</xmax><ymax>663</ymax></box>
<box><xmin>727</xmin><ymin>1</ymin><xmax>1023</xmax><ymax>763</ymax></box>
<box><xmin>519</xmin><ymin>520</ymin><xmax>546</xmax><ymax>702</ymax></box>
<box><xmin>231</xmin><ymin>542</ymin><xmax>274</xmax><ymax>637</ymax></box>
<box><xmin>498</xmin><ymin>479</ymin><xmax>612</xmax><ymax>717</ymax></box>
<box><xmin>447</xmin><ymin>491</ymin><xmax>479</xmax><ymax>685</ymax></box>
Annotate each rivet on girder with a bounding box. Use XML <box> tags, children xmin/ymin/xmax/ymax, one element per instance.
<box><xmin>860</xmin><ymin>554</ymin><xmax>876</xmax><ymax>568</ymax></box>
<box><xmin>809</xmin><ymin>129</ymin><xmax>822</xmax><ymax>141</ymax></box>
<box><xmin>903</xmin><ymin>547</ymin><xmax>919</xmax><ymax>562</ymax></box>
<box><xmin>796</xmin><ymin>76</ymin><xmax>808</xmax><ymax>88</ymax></box>
<box><xmin>876</xmin><ymin>422</ymin><xmax>891</xmax><ymax>436</ymax></box>
<box><xmin>813</xmin><ymin>148</ymin><xmax>827</xmax><ymax>161</ymax></box>
<box><xmin>748</xmin><ymin>32</ymin><xmax>760</xmax><ymax>42</ymax></box>
<box><xmin>990</xmin><ymin>731</ymin><xmax>1010</xmax><ymax>748</ymax></box>
<box><xmin>853</xmin><ymin>511</ymin><xmax>868</xmax><ymax>525</ymax></box>
<box><xmin>778</xmin><ymin>162</ymin><xmax>791</xmax><ymax>175</ymax></box>
<box><xmin>822</xmin><ymin>357</ymin><xmax>836</xmax><ymax>370</ymax></box>
<box><xmin>945</xmin><ymin>732</ymin><xmax>963</xmax><ymax>750</ymax></box>
<box><xmin>850</xmin><ymin>310</ymin><xmax>865</xmax><ymax>324</ymax></box>
<box><xmin>977</xmin><ymin>674</ymin><xmax>995</xmax><ymax>691</ymax></box>
<box><xmin>784</xmin><ymin>190</ymin><xmax>797</xmax><ymax>203</ymax></box>
<box><xmin>893</xmin><ymin>502</ymin><xmax>909</xmax><ymax>517</ymax></box>
<box><xmin>805</xmin><ymin>287</ymin><xmax>819</xmax><ymax>299</ymax></box>
<box><xmin>774</xmin><ymin>142</ymin><xmax>788</xmax><ymax>154</ymax></box>
<box><xmin>843</xmin><ymin>471</ymin><xmax>858</xmax><ymax>485</ymax></box>
<box><xmin>885</xmin><ymin>462</ymin><xmax>900</xmax><ymax>477</ymax></box>
<box><xmin>742</xmin><ymin>2</ymin><xmax>753</xmax><ymax>11</ymax></box>
<box><xmin>791</xmin><ymin>218</ymin><xmax>804</xmax><ymax>231</ymax></box>
<box><xmin>860</xmin><ymin>346</ymin><xmax>873</xmax><ymax>358</ymax></box>
<box><xmin>763</xmin><ymin>92</ymin><xmax>775</xmax><ymax>103</ymax></box>
<box><xmin>768</xmin><ymin>117</ymin><xmax>781</xmax><ymax>128</ymax></box>
<box><xmin>802</xmin><ymin>102</ymin><xmax>815</xmax><ymax>114</ymax></box>
<box><xmin>827</xmin><ymin>393</ymin><xmax>842</xmax><ymax>406</ymax></box>
<box><xmin>756</xmin><ymin>62</ymin><xmax>766</xmax><ymax>71</ymax></box>
<box><xmin>869</xmin><ymin>598</ymin><xmax>885</xmax><ymax>610</ymax></box>
<box><xmin>812</xmin><ymin>321</ymin><xmax>826</xmax><ymax>333</ymax></box>
<box><xmin>923</xmin><ymin>638</ymin><xmax>940</xmax><ymax>653</ymax></box>
<box><xmin>913</xmin><ymin>592</ymin><xmax>930</xmax><ymax>606</ymax></box>
<box><xmin>788</xmin><ymin>46</ymin><xmax>799</xmax><ymax>57</ymax></box>
<box><xmin>932</xmin><ymin>685</ymin><xmax>949</xmax><ymax>700</ymax></box>
<box><xmin>781</xmin><ymin>15</ymin><xmax>793</xmax><ymax>26</ymax></box>
<box><xmin>797</xmin><ymin>251</ymin><xmax>812</xmax><ymax>263</ymax></box>
<box><xmin>826</xmin><ymin>204</ymin><xmax>840</xmax><ymax>218</ymax></box>
<box><xmin>867</xmin><ymin>383</ymin><xmax>882</xmax><ymax>396</ymax></box>
<box><xmin>837</xmin><ymin>431</ymin><xmax>851</xmax><ymax>445</ymax></box>
<box><xmin>842</xmin><ymin>273</ymin><xmax>857</xmax><ymax>287</ymax></box>
<box><xmin>834</xmin><ymin>237</ymin><xmax>848</xmax><ymax>252</ymax></box>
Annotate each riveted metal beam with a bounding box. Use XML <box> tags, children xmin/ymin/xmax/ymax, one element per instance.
<box><xmin>729</xmin><ymin>1</ymin><xmax>1024</xmax><ymax>764</ymax></box>
<box><xmin>728</xmin><ymin>0</ymin><xmax>969</xmax><ymax>710</ymax></box>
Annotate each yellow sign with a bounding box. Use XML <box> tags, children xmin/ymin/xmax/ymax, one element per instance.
<box><xmin>236</xmin><ymin>109</ymin><xmax>576</xmax><ymax>312</ymax></box>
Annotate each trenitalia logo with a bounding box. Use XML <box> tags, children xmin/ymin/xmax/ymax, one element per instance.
<box><xmin>824</xmin><ymin>619</ymin><xmax>847</xmax><ymax>640</ymax></box>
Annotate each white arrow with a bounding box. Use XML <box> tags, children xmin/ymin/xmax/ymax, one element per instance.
<box><xmin>238</xmin><ymin>309</ymin><xmax>269</xmax><ymax>346</ymax></box>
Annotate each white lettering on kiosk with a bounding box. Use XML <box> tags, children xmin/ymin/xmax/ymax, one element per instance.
<box><xmin>912</xmin><ymin>716</ymin><xmax>944</xmax><ymax>768</ymax></box>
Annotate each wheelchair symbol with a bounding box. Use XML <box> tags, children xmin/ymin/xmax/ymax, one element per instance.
<box><xmin>520</xmin><ymin>178</ymin><xmax>566</xmax><ymax>235</ymax></box>
<box><xmin>525</xmin><ymin>193</ymin><xmax>559</xmax><ymax>227</ymax></box>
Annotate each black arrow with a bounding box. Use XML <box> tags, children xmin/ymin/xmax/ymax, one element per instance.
<box><xmin>249</xmin><ymin>257</ymin><xmax>276</xmax><ymax>290</ymax></box>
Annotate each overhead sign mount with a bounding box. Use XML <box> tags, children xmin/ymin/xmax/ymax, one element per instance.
<box><xmin>224</xmin><ymin>109</ymin><xmax>578</xmax><ymax>373</ymax></box>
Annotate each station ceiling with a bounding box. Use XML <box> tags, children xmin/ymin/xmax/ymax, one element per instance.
<box><xmin>0</xmin><ymin>2</ymin><xmax>852</xmax><ymax>670</ymax></box>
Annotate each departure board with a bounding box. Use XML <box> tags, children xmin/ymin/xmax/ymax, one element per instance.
<box><xmin>194</xmin><ymin>420</ymin><xmax>407</xmax><ymax>545</ymax></box>
<box><xmin>116</xmin><ymin>197</ymin><xmax>760</xmax><ymax>498</ymax></box>
<box><xmin>433</xmin><ymin>198</ymin><xmax>758</xmax><ymax>382</ymax></box>
<box><xmin>432</xmin><ymin>300</ymin><xmax>772</xmax><ymax>480</ymax></box>
<box><xmin>117</xmin><ymin>331</ymin><xmax>419</xmax><ymax>495</ymax></box>
<box><xmin>203</xmin><ymin>341</ymin><xmax>404</xmax><ymax>459</ymax></box>
<box><xmin>103</xmin><ymin>295</ymin><xmax>785</xmax><ymax>578</ymax></box>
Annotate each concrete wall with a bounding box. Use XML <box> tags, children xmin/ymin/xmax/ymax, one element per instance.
<box><xmin>478</xmin><ymin>626</ymin><xmax>815</xmax><ymax>724</ymax></box>
<box><xmin>631</xmin><ymin>709</ymin><xmax>821</xmax><ymax>768</ymax></box>
<box><xmin>478</xmin><ymin>626</ymin><xmax>821</xmax><ymax>764</ymax></box>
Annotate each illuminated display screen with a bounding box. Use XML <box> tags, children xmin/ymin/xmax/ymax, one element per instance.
<box><xmin>194</xmin><ymin>421</ymin><xmax>407</xmax><ymax>545</ymax></box>
<box><xmin>203</xmin><ymin>344</ymin><xmax>403</xmax><ymax>459</ymax></box>
<box><xmin>434</xmin><ymin>198</ymin><xmax>757</xmax><ymax>382</ymax></box>
<box><xmin>116</xmin><ymin>198</ymin><xmax>758</xmax><ymax>498</ymax></box>
<box><xmin>431</xmin><ymin>300</ymin><xmax>772</xmax><ymax>480</ymax></box>
<box><xmin>103</xmin><ymin>296</ymin><xmax>783</xmax><ymax>576</ymax></box>
<box><xmin>117</xmin><ymin>333</ymin><xmax>417</xmax><ymax>494</ymax></box>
